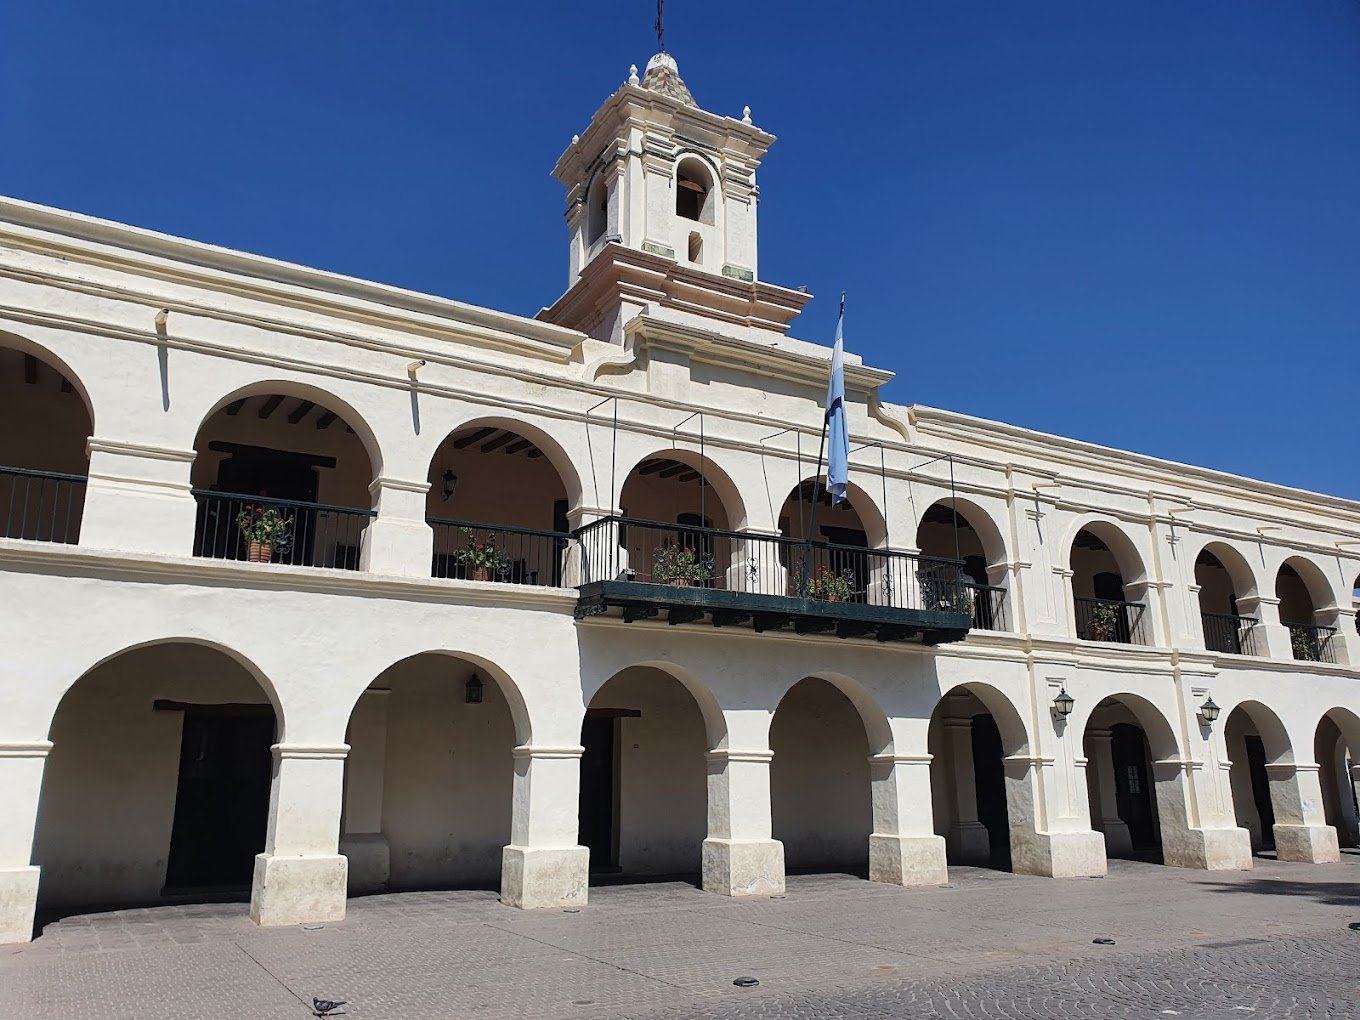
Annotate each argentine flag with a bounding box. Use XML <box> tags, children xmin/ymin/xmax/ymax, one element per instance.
<box><xmin>825</xmin><ymin>296</ymin><xmax>849</xmax><ymax>505</ymax></box>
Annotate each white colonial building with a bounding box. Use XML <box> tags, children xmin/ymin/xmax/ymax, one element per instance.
<box><xmin>2</xmin><ymin>52</ymin><xmax>1358</xmax><ymax>945</ymax></box>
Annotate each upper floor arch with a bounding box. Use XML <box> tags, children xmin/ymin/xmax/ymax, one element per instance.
<box><xmin>1064</xmin><ymin>516</ymin><xmax>1153</xmax><ymax>644</ymax></box>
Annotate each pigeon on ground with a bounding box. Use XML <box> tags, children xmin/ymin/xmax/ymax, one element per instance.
<box><xmin>313</xmin><ymin>997</ymin><xmax>347</xmax><ymax>1016</ymax></box>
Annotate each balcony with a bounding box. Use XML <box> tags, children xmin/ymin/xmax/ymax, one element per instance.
<box><xmin>430</xmin><ymin>518</ymin><xmax>569</xmax><ymax>586</ymax></box>
<box><xmin>1075</xmin><ymin>595</ymin><xmax>1149</xmax><ymax>645</ymax></box>
<box><xmin>1201</xmin><ymin>612</ymin><xmax>1258</xmax><ymax>656</ymax></box>
<box><xmin>192</xmin><ymin>490</ymin><xmax>375</xmax><ymax>570</ymax></box>
<box><xmin>573</xmin><ymin>516</ymin><xmax>972</xmax><ymax>644</ymax></box>
<box><xmin>967</xmin><ymin>583</ymin><xmax>1008</xmax><ymax>632</ymax></box>
<box><xmin>1287</xmin><ymin>623</ymin><xmax>1337</xmax><ymax>664</ymax></box>
<box><xmin>1</xmin><ymin>466</ymin><xmax>87</xmax><ymax>545</ymax></box>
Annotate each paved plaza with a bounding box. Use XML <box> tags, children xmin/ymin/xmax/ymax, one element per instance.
<box><xmin>3</xmin><ymin>857</ymin><xmax>1359</xmax><ymax>1020</ymax></box>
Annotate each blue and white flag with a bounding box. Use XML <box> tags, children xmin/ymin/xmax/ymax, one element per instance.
<box><xmin>824</xmin><ymin>296</ymin><xmax>849</xmax><ymax>505</ymax></box>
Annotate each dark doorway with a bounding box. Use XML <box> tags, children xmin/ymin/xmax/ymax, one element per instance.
<box><xmin>197</xmin><ymin>442</ymin><xmax>335</xmax><ymax>563</ymax></box>
<box><xmin>1110</xmin><ymin>723</ymin><xmax>1161</xmax><ymax>861</ymax></box>
<box><xmin>1244</xmin><ymin>735</ymin><xmax>1277</xmax><ymax>850</ymax></box>
<box><xmin>578</xmin><ymin>716</ymin><xmax>618</xmax><ymax>871</ymax></box>
<box><xmin>164</xmin><ymin>708</ymin><xmax>274</xmax><ymax>890</ymax></box>
<box><xmin>971</xmin><ymin>713</ymin><xmax>1012</xmax><ymax>870</ymax></box>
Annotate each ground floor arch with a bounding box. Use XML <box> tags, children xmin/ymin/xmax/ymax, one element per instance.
<box><xmin>1315</xmin><ymin>709</ymin><xmax>1359</xmax><ymax>852</ymax></box>
<box><xmin>770</xmin><ymin>677</ymin><xmax>873</xmax><ymax>874</ymax></box>
<box><xmin>339</xmin><ymin>652</ymin><xmax>519</xmax><ymax>895</ymax></box>
<box><xmin>1082</xmin><ymin>696</ymin><xmax>1173</xmax><ymax>864</ymax></box>
<box><xmin>928</xmin><ymin>687</ymin><xmax>1014</xmax><ymax>870</ymax></box>
<box><xmin>578</xmin><ymin>666</ymin><xmax>710</xmax><ymax>880</ymax></box>
<box><xmin>34</xmin><ymin>642</ymin><xmax>279</xmax><ymax>912</ymax></box>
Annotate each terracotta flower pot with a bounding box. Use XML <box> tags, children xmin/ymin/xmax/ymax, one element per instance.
<box><xmin>246</xmin><ymin>540</ymin><xmax>273</xmax><ymax>563</ymax></box>
<box><xmin>472</xmin><ymin>567</ymin><xmax>490</xmax><ymax>582</ymax></box>
<box><xmin>670</xmin><ymin>578</ymin><xmax>692</xmax><ymax>588</ymax></box>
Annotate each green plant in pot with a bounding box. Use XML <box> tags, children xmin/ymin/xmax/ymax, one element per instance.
<box><xmin>455</xmin><ymin>527</ymin><xmax>510</xmax><ymax>582</ymax></box>
<box><xmin>236</xmin><ymin>504</ymin><xmax>293</xmax><ymax>563</ymax></box>
<box><xmin>806</xmin><ymin>565</ymin><xmax>853</xmax><ymax>602</ymax></box>
<box><xmin>653</xmin><ymin>543</ymin><xmax>713</xmax><ymax>586</ymax></box>
<box><xmin>1087</xmin><ymin>602</ymin><xmax>1121</xmax><ymax>641</ymax></box>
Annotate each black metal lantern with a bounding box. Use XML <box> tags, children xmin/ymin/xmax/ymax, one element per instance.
<box><xmin>441</xmin><ymin>469</ymin><xmax>458</xmax><ymax>501</ymax></box>
<box><xmin>465</xmin><ymin>672</ymin><xmax>484</xmax><ymax>705</ymax></box>
<box><xmin>1199</xmin><ymin>696</ymin><xmax>1221</xmax><ymax>725</ymax></box>
<box><xmin>1053</xmin><ymin>687</ymin><xmax>1075</xmax><ymax>718</ymax></box>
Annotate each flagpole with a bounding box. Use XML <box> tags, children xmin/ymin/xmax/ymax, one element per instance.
<box><xmin>802</xmin><ymin>292</ymin><xmax>845</xmax><ymax>596</ymax></box>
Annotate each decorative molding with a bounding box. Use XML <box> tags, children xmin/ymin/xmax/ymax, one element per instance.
<box><xmin>867</xmin><ymin>753</ymin><xmax>933</xmax><ymax>765</ymax></box>
<box><xmin>86</xmin><ymin>437</ymin><xmax>196</xmax><ymax>462</ymax></box>
<box><xmin>721</xmin><ymin>263</ymin><xmax>754</xmax><ymax>283</ymax></box>
<box><xmin>641</xmin><ymin>241</ymin><xmax>676</xmax><ymax>259</ymax></box>
<box><xmin>0</xmin><ymin>740</ymin><xmax>54</xmax><ymax>758</ymax></box>
<box><xmin>368</xmin><ymin>476</ymin><xmax>430</xmax><ymax>495</ymax></box>
<box><xmin>513</xmin><ymin>744</ymin><xmax>585</xmax><ymax>760</ymax></box>
<box><xmin>272</xmin><ymin>743</ymin><xmax>350</xmax><ymax>760</ymax></box>
<box><xmin>706</xmin><ymin>748</ymin><xmax>774</xmax><ymax>764</ymax></box>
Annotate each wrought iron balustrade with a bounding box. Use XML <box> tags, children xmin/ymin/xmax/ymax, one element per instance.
<box><xmin>1</xmin><ymin>466</ymin><xmax>87</xmax><ymax>544</ymax></box>
<box><xmin>192</xmin><ymin>490</ymin><xmax>374</xmax><ymax>570</ymax></box>
<box><xmin>1201</xmin><ymin>612</ymin><xmax>1258</xmax><ymax>656</ymax></box>
<box><xmin>1286</xmin><ymin>622</ymin><xmax>1337</xmax><ymax>664</ymax></box>
<box><xmin>966</xmin><ymin>583</ymin><xmax>1008</xmax><ymax>632</ymax></box>
<box><xmin>429</xmin><ymin>518</ymin><xmax>570</xmax><ymax>586</ymax></box>
<box><xmin>1074</xmin><ymin>595</ymin><xmax>1149</xmax><ymax>645</ymax></box>
<box><xmin>574</xmin><ymin>515</ymin><xmax>969</xmax><ymax>613</ymax></box>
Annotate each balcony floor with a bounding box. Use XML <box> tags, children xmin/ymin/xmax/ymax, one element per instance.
<box><xmin>575</xmin><ymin>580</ymin><xmax>971</xmax><ymax>645</ymax></box>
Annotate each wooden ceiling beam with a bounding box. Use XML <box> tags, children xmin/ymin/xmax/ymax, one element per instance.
<box><xmin>504</xmin><ymin>438</ymin><xmax>534</xmax><ymax>455</ymax></box>
<box><xmin>452</xmin><ymin>426</ymin><xmax>496</xmax><ymax>450</ymax></box>
<box><xmin>287</xmin><ymin>399</ymin><xmax>315</xmax><ymax>425</ymax></box>
<box><xmin>658</xmin><ymin>463</ymin><xmax>688</xmax><ymax>479</ymax></box>
<box><xmin>258</xmin><ymin>394</ymin><xmax>285</xmax><ymax>419</ymax></box>
<box><xmin>225</xmin><ymin>399</ymin><xmax>245</xmax><ymax>416</ymax></box>
<box><xmin>480</xmin><ymin>431</ymin><xmax>515</xmax><ymax>453</ymax></box>
<box><xmin>638</xmin><ymin>460</ymin><xmax>668</xmax><ymax>475</ymax></box>
<box><xmin>315</xmin><ymin>410</ymin><xmax>338</xmax><ymax>430</ymax></box>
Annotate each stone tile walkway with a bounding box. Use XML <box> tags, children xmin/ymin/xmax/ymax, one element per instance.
<box><xmin>3</xmin><ymin>857</ymin><xmax>1360</xmax><ymax>1019</ymax></box>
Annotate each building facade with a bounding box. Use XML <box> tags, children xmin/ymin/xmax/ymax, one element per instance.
<box><xmin>2</xmin><ymin>53</ymin><xmax>1358</xmax><ymax>945</ymax></box>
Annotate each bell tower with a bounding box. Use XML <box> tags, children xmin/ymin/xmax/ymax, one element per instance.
<box><xmin>539</xmin><ymin>52</ymin><xmax>811</xmax><ymax>345</ymax></box>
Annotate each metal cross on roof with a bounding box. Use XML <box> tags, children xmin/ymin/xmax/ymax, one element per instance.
<box><xmin>655</xmin><ymin>0</ymin><xmax>666</xmax><ymax>53</ymax></box>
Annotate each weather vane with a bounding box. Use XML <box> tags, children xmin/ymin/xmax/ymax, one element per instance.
<box><xmin>655</xmin><ymin>0</ymin><xmax>666</xmax><ymax>53</ymax></box>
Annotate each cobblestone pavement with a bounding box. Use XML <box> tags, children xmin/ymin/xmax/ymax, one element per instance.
<box><xmin>4</xmin><ymin>857</ymin><xmax>1360</xmax><ymax>1019</ymax></box>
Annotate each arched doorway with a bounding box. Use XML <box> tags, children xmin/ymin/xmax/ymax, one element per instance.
<box><xmin>340</xmin><ymin>653</ymin><xmax>520</xmax><ymax>894</ymax></box>
<box><xmin>1069</xmin><ymin>523</ymin><xmax>1151</xmax><ymax>644</ymax></box>
<box><xmin>1194</xmin><ymin>544</ymin><xmax>1261</xmax><ymax>655</ymax></box>
<box><xmin>1223</xmin><ymin>702</ymin><xmax>1292</xmax><ymax>854</ymax></box>
<box><xmin>915</xmin><ymin>500</ymin><xmax>1009</xmax><ymax>631</ymax></box>
<box><xmin>192</xmin><ymin>388</ymin><xmax>378</xmax><ymax>569</ymax></box>
<box><xmin>1276</xmin><ymin>560</ymin><xmax>1337</xmax><ymax>663</ymax></box>
<box><xmin>1315</xmin><ymin>709</ymin><xmax>1360</xmax><ymax>851</ymax></box>
<box><xmin>426</xmin><ymin>422</ymin><xmax>574</xmax><ymax>586</ymax></box>
<box><xmin>34</xmin><ymin>642</ymin><xmax>278</xmax><ymax>912</ymax></box>
<box><xmin>1083</xmin><ymin>696</ymin><xmax>1179</xmax><ymax>864</ymax></box>
<box><xmin>929</xmin><ymin>687</ymin><xmax>1014</xmax><ymax>870</ymax></box>
<box><xmin>578</xmin><ymin>667</ymin><xmax>710</xmax><ymax>881</ymax></box>
<box><xmin>770</xmin><ymin>678</ymin><xmax>872</xmax><ymax>875</ymax></box>
<box><xmin>0</xmin><ymin>339</ymin><xmax>92</xmax><ymax>543</ymax></box>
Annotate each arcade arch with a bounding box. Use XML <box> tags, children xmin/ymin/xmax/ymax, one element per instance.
<box><xmin>1069</xmin><ymin>522</ymin><xmax>1151</xmax><ymax>645</ymax></box>
<box><xmin>915</xmin><ymin>499</ymin><xmax>1009</xmax><ymax>631</ymax></box>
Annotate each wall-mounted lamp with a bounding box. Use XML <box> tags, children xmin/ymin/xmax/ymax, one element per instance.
<box><xmin>441</xmin><ymin>469</ymin><xmax>458</xmax><ymax>501</ymax></box>
<box><xmin>1198</xmin><ymin>696</ymin><xmax>1221</xmax><ymax>725</ymax></box>
<box><xmin>465</xmin><ymin>672</ymin><xmax>484</xmax><ymax>705</ymax></box>
<box><xmin>1052</xmin><ymin>687</ymin><xmax>1074</xmax><ymax>719</ymax></box>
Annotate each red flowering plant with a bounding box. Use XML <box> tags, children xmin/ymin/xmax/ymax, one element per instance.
<box><xmin>805</xmin><ymin>565</ymin><xmax>853</xmax><ymax>601</ymax></box>
<box><xmin>653</xmin><ymin>542</ymin><xmax>713</xmax><ymax>584</ymax></box>
<box><xmin>454</xmin><ymin>527</ymin><xmax>510</xmax><ymax>576</ymax></box>
<box><xmin>235</xmin><ymin>504</ymin><xmax>293</xmax><ymax>548</ymax></box>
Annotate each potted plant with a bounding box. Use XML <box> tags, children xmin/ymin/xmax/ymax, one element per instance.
<box><xmin>933</xmin><ymin>583</ymin><xmax>975</xmax><ymax>616</ymax></box>
<box><xmin>455</xmin><ymin>527</ymin><xmax>509</xmax><ymax>582</ymax></box>
<box><xmin>806</xmin><ymin>565</ymin><xmax>853</xmax><ymax>602</ymax></box>
<box><xmin>1290</xmin><ymin>627</ymin><xmax>1318</xmax><ymax>662</ymax></box>
<box><xmin>1087</xmin><ymin>602</ymin><xmax>1121</xmax><ymax>641</ymax></box>
<box><xmin>653</xmin><ymin>543</ymin><xmax>713</xmax><ymax>587</ymax></box>
<box><xmin>236</xmin><ymin>504</ymin><xmax>292</xmax><ymax>563</ymax></box>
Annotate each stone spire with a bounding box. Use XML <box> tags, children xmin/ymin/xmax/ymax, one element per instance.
<box><xmin>639</xmin><ymin>52</ymin><xmax>696</xmax><ymax>107</ymax></box>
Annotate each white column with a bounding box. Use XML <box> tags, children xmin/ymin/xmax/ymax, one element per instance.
<box><xmin>339</xmin><ymin>690</ymin><xmax>390</xmax><ymax>893</ymax></box>
<box><xmin>1151</xmin><ymin>756</ymin><xmax>1252</xmax><ymax>870</ymax></box>
<box><xmin>250</xmin><ymin>743</ymin><xmax>349</xmax><ymax>927</ymax></box>
<box><xmin>361</xmin><ymin>477</ymin><xmax>431</xmax><ymax>577</ymax></box>
<box><xmin>868</xmin><ymin>753</ymin><xmax>947</xmax><ymax>886</ymax></box>
<box><xmin>79</xmin><ymin>438</ymin><xmax>198</xmax><ymax>555</ymax></box>
<box><xmin>1243</xmin><ymin>595</ymin><xmax>1292</xmax><ymax>660</ymax></box>
<box><xmin>1267</xmin><ymin>762</ymin><xmax>1342</xmax><ymax>864</ymax></box>
<box><xmin>1085</xmin><ymin>728</ymin><xmax>1132</xmax><ymax>855</ymax></box>
<box><xmin>940</xmin><ymin>721</ymin><xmax>990</xmax><ymax>863</ymax></box>
<box><xmin>0</xmin><ymin>741</ymin><xmax>50</xmax><ymax>944</ymax></box>
<box><xmin>500</xmin><ymin>745</ymin><xmax>589</xmax><ymax>908</ymax></box>
<box><xmin>702</xmin><ymin>748</ymin><xmax>785</xmax><ymax>896</ymax></box>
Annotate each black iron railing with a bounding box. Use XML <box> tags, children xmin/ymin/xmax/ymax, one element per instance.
<box><xmin>192</xmin><ymin>490</ymin><xmax>374</xmax><ymax>570</ymax></box>
<box><xmin>1201</xmin><ymin>612</ymin><xmax>1258</xmax><ymax>656</ymax></box>
<box><xmin>574</xmin><ymin>516</ymin><xmax>968</xmax><ymax>612</ymax></box>
<box><xmin>429</xmin><ymin>518</ymin><xmax>570</xmax><ymax>586</ymax></box>
<box><xmin>1286</xmin><ymin>623</ymin><xmax>1337</xmax><ymax>664</ymax></box>
<box><xmin>1074</xmin><ymin>595</ymin><xmax>1149</xmax><ymax>645</ymax></box>
<box><xmin>1</xmin><ymin>466</ymin><xmax>87</xmax><ymax>544</ymax></box>
<box><xmin>966</xmin><ymin>583</ymin><xmax>1008</xmax><ymax>632</ymax></box>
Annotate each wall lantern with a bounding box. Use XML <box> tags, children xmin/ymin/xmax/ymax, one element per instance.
<box><xmin>465</xmin><ymin>672</ymin><xmax>484</xmax><ymax>705</ymax></box>
<box><xmin>1052</xmin><ymin>687</ymin><xmax>1075</xmax><ymax>719</ymax></box>
<box><xmin>1199</xmin><ymin>696</ymin><xmax>1221</xmax><ymax>725</ymax></box>
<box><xmin>441</xmin><ymin>469</ymin><xmax>459</xmax><ymax>502</ymax></box>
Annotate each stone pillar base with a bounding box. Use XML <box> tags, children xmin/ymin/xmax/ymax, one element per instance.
<box><xmin>1163</xmin><ymin>827</ymin><xmax>1254</xmax><ymax>871</ymax></box>
<box><xmin>500</xmin><ymin>845</ymin><xmax>588</xmax><ymax>909</ymax></box>
<box><xmin>702</xmin><ymin>838</ymin><xmax>785</xmax><ymax>897</ymax></box>
<box><xmin>0</xmin><ymin>866</ymin><xmax>39</xmax><ymax>945</ymax></box>
<box><xmin>1096</xmin><ymin>817</ymin><xmax>1132</xmax><ymax>856</ymax></box>
<box><xmin>869</xmin><ymin>833</ymin><xmax>948</xmax><ymax>887</ymax></box>
<box><xmin>1274</xmin><ymin>824</ymin><xmax>1341</xmax><ymax>864</ymax></box>
<box><xmin>250</xmin><ymin>853</ymin><xmax>348</xmax><ymax>927</ymax></box>
<box><xmin>1011</xmin><ymin>830</ymin><xmax>1108</xmax><ymax>878</ymax></box>
<box><xmin>339</xmin><ymin>833</ymin><xmax>390</xmax><ymax>894</ymax></box>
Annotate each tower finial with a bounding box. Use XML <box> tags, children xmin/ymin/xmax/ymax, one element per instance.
<box><xmin>655</xmin><ymin>0</ymin><xmax>666</xmax><ymax>53</ymax></box>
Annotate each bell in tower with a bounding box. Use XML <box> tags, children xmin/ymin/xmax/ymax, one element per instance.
<box><xmin>538</xmin><ymin>52</ymin><xmax>811</xmax><ymax>345</ymax></box>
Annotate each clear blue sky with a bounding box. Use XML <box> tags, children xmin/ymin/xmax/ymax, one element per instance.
<box><xmin>4</xmin><ymin>2</ymin><xmax>1358</xmax><ymax>498</ymax></box>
